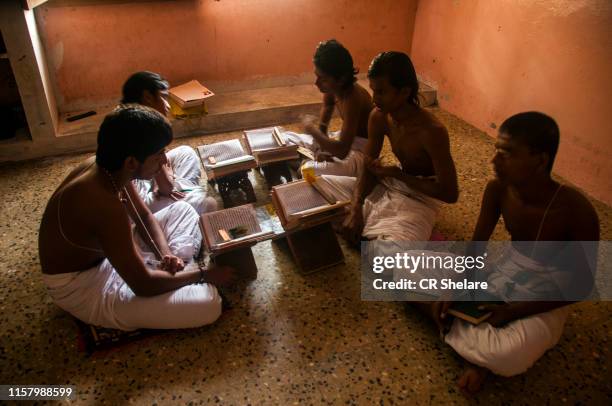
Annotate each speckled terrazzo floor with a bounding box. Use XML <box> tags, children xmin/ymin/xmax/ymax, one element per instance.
<box><xmin>0</xmin><ymin>107</ymin><xmax>610</xmax><ymax>405</ymax></box>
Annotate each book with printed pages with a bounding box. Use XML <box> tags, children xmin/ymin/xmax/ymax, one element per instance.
<box><xmin>201</xmin><ymin>204</ymin><xmax>275</xmax><ymax>253</ymax></box>
<box><xmin>271</xmin><ymin>177</ymin><xmax>349</xmax><ymax>231</ymax></box>
<box><xmin>196</xmin><ymin>139</ymin><xmax>257</xmax><ymax>180</ymax></box>
<box><xmin>244</xmin><ymin>126</ymin><xmax>299</xmax><ymax>166</ymax></box>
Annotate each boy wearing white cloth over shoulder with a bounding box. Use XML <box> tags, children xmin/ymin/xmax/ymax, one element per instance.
<box><xmin>39</xmin><ymin>105</ymin><xmax>235</xmax><ymax>331</ymax></box>
<box><xmin>122</xmin><ymin>71</ymin><xmax>217</xmax><ymax>215</ymax></box>
<box><xmin>423</xmin><ymin>112</ymin><xmax>600</xmax><ymax>395</ymax></box>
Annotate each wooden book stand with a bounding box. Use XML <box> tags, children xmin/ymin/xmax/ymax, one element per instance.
<box><xmin>201</xmin><ymin>204</ymin><xmax>274</xmax><ymax>280</ymax></box>
<box><xmin>271</xmin><ymin>178</ymin><xmax>349</xmax><ymax>273</ymax></box>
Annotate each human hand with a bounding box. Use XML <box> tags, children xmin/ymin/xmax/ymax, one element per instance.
<box><xmin>342</xmin><ymin>206</ymin><xmax>364</xmax><ymax>245</ymax></box>
<box><xmin>301</xmin><ymin>114</ymin><xmax>318</xmax><ymax>135</ymax></box>
<box><xmin>160</xmin><ymin>254</ymin><xmax>185</xmax><ymax>275</ymax></box>
<box><xmin>479</xmin><ymin>303</ymin><xmax>515</xmax><ymax>327</ymax></box>
<box><xmin>201</xmin><ymin>264</ymin><xmax>237</xmax><ymax>288</ymax></box>
<box><xmin>162</xmin><ymin>162</ymin><xmax>174</xmax><ymax>178</ymax></box>
<box><xmin>366</xmin><ymin>159</ymin><xmax>402</xmax><ymax>179</ymax></box>
<box><xmin>431</xmin><ymin>300</ymin><xmax>453</xmax><ymax>337</ymax></box>
<box><xmin>315</xmin><ymin>151</ymin><xmax>335</xmax><ymax>162</ymax></box>
<box><xmin>169</xmin><ymin>190</ymin><xmax>186</xmax><ymax>201</ymax></box>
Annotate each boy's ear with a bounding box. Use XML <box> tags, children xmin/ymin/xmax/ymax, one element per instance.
<box><xmin>124</xmin><ymin>156</ymin><xmax>140</xmax><ymax>172</ymax></box>
<box><xmin>399</xmin><ymin>86</ymin><xmax>412</xmax><ymax>100</ymax></box>
<box><xmin>141</xmin><ymin>90</ymin><xmax>155</xmax><ymax>107</ymax></box>
<box><xmin>538</xmin><ymin>152</ymin><xmax>551</xmax><ymax>172</ymax></box>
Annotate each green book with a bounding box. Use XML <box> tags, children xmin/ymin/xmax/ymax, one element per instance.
<box><xmin>448</xmin><ymin>301</ymin><xmax>500</xmax><ymax>325</ymax></box>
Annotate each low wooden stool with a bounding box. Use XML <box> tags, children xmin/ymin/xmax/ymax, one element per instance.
<box><xmin>209</xmin><ymin>244</ymin><xmax>258</xmax><ymax>281</ymax></box>
<box><xmin>270</xmin><ymin>178</ymin><xmax>350</xmax><ymax>273</ymax></box>
<box><xmin>285</xmin><ymin>221</ymin><xmax>344</xmax><ymax>273</ymax></box>
<box><xmin>201</xmin><ymin>204</ymin><xmax>277</xmax><ymax>281</ymax></box>
<box><xmin>259</xmin><ymin>161</ymin><xmax>293</xmax><ymax>189</ymax></box>
<box><xmin>215</xmin><ymin>171</ymin><xmax>257</xmax><ymax>208</ymax></box>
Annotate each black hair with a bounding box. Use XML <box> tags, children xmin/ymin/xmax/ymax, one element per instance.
<box><xmin>367</xmin><ymin>51</ymin><xmax>419</xmax><ymax>106</ymax></box>
<box><xmin>121</xmin><ymin>71</ymin><xmax>169</xmax><ymax>104</ymax></box>
<box><xmin>313</xmin><ymin>39</ymin><xmax>358</xmax><ymax>90</ymax></box>
<box><xmin>500</xmin><ymin>111</ymin><xmax>560</xmax><ymax>172</ymax></box>
<box><xmin>96</xmin><ymin>104</ymin><xmax>172</xmax><ymax>171</ymax></box>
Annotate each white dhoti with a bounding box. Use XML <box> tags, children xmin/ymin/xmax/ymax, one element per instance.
<box><xmin>445</xmin><ymin>247</ymin><xmax>572</xmax><ymax>376</ymax></box>
<box><xmin>444</xmin><ymin>305</ymin><xmax>569</xmax><ymax>377</ymax></box>
<box><xmin>42</xmin><ymin>201</ymin><xmax>222</xmax><ymax>331</ymax></box>
<box><xmin>323</xmin><ymin>175</ymin><xmax>440</xmax><ymax>241</ymax></box>
<box><xmin>285</xmin><ymin>131</ymin><xmax>368</xmax><ymax>178</ymax></box>
<box><xmin>134</xmin><ymin>145</ymin><xmax>217</xmax><ymax>215</ymax></box>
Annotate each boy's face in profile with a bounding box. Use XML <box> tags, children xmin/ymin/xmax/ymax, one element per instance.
<box><xmin>492</xmin><ymin>132</ymin><xmax>546</xmax><ymax>185</ymax></box>
<box><xmin>314</xmin><ymin>67</ymin><xmax>339</xmax><ymax>94</ymax></box>
<box><xmin>369</xmin><ymin>76</ymin><xmax>408</xmax><ymax>113</ymax></box>
<box><xmin>143</xmin><ymin>89</ymin><xmax>170</xmax><ymax>117</ymax></box>
<box><xmin>133</xmin><ymin>148</ymin><xmax>168</xmax><ymax>180</ymax></box>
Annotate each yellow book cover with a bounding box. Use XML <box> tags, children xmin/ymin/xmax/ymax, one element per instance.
<box><xmin>169</xmin><ymin>98</ymin><xmax>207</xmax><ymax>118</ymax></box>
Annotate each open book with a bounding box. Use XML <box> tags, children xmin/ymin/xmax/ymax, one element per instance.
<box><xmin>201</xmin><ymin>204</ymin><xmax>274</xmax><ymax>253</ymax></box>
<box><xmin>196</xmin><ymin>139</ymin><xmax>257</xmax><ymax>180</ymax></box>
<box><xmin>271</xmin><ymin>177</ymin><xmax>349</xmax><ymax>230</ymax></box>
<box><xmin>244</xmin><ymin>127</ymin><xmax>299</xmax><ymax>165</ymax></box>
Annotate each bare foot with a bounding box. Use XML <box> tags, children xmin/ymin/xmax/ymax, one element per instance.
<box><xmin>457</xmin><ymin>364</ymin><xmax>488</xmax><ymax>397</ymax></box>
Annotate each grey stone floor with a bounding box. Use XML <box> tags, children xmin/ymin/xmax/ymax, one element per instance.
<box><xmin>0</xmin><ymin>108</ymin><xmax>610</xmax><ymax>404</ymax></box>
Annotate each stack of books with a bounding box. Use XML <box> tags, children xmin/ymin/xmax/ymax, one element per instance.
<box><xmin>244</xmin><ymin>126</ymin><xmax>299</xmax><ymax>166</ymax></box>
<box><xmin>196</xmin><ymin>139</ymin><xmax>257</xmax><ymax>180</ymax></box>
<box><xmin>168</xmin><ymin>80</ymin><xmax>214</xmax><ymax>118</ymax></box>
<box><xmin>271</xmin><ymin>177</ymin><xmax>349</xmax><ymax>231</ymax></box>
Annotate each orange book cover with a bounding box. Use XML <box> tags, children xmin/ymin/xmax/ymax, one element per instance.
<box><xmin>169</xmin><ymin>80</ymin><xmax>214</xmax><ymax>107</ymax></box>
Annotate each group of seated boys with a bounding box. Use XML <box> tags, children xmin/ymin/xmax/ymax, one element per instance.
<box><xmin>38</xmin><ymin>40</ymin><xmax>600</xmax><ymax>395</ymax></box>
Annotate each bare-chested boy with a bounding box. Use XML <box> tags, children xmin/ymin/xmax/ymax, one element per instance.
<box><xmin>122</xmin><ymin>71</ymin><xmax>217</xmax><ymax>215</ymax></box>
<box><xmin>329</xmin><ymin>51</ymin><xmax>458</xmax><ymax>242</ymax></box>
<box><xmin>284</xmin><ymin>39</ymin><xmax>373</xmax><ymax>177</ymax></box>
<box><xmin>425</xmin><ymin>112</ymin><xmax>600</xmax><ymax>395</ymax></box>
<box><xmin>39</xmin><ymin>105</ymin><xmax>233</xmax><ymax>331</ymax></box>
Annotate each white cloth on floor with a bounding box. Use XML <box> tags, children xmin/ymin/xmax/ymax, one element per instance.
<box><xmin>322</xmin><ymin>175</ymin><xmax>441</xmax><ymax>241</ymax></box>
<box><xmin>285</xmin><ymin>130</ymin><xmax>368</xmax><ymax>177</ymax></box>
<box><xmin>445</xmin><ymin>246</ymin><xmax>570</xmax><ymax>377</ymax></box>
<box><xmin>391</xmin><ymin>245</ymin><xmax>571</xmax><ymax>376</ymax></box>
<box><xmin>133</xmin><ymin>145</ymin><xmax>217</xmax><ymax>215</ymax></box>
<box><xmin>445</xmin><ymin>305</ymin><xmax>569</xmax><ymax>377</ymax></box>
<box><xmin>42</xmin><ymin>201</ymin><xmax>222</xmax><ymax>331</ymax></box>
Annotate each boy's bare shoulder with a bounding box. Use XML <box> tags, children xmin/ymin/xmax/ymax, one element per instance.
<box><xmin>368</xmin><ymin>108</ymin><xmax>389</xmax><ymax>136</ymax></box>
<box><xmin>369</xmin><ymin>108</ymin><xmax>388</xmax><ymax>129</ymax></box>
<box><xmin>557</xmin><ymin>185</ymin><xmax>600</xmax><ymax>239</ymax></box>
<box><xmin>344</xmin><ymin>83</ymin><xmax>371</xmax><ymax>108</ymax></box>
<box><xmin>354</xmin><ymin>82</ymin><xmax>372</xmax><ymax>101</ymax></box>
<box><xmin>485</xmin><ymin>178</ymin><xmax>505</xmax><ymax>194</ymax></box>
<box><xmin>63</xmin><ymin>173</ymin><xmax>123</xmax><ymax>217</ymax></box>
<box><xmin>560</xmin><ymin>185</ymin><xmax>598</xmax><ymax>218</ymax></box>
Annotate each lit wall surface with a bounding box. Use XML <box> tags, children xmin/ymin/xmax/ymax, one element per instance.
<box><xmin>36</xmin><ymin>0</ymin><xmax>418</xmax><ymax>110</ymax></box>
<box><xmin>411</xmin><ymin>0</ymin><xmax>612</xmax><ymax>204</ymax></box>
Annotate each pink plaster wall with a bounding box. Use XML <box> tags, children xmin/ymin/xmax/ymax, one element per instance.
<box><xmin>36</xmin><ymin>0</ymin><xmax>417</xmax><ymax>111</ymax></box>
<box><xmin>411</xmin><ymin>0</ymin><xmax>612</xmax><ymax>205</ymax></box>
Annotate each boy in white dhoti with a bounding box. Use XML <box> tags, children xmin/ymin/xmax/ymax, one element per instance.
<box><xmin>39</xmin><ymin>105</ymin><xmax>235</xmax><ymax>331</ymax></box>
<box><xmin>339</xmin><ymin>51</ymin><xmax>459</xmax><ymax>242</ymax></box>
<box><xmin>284</xmin><ymin>39</ymin><xmax>373</xmax><ymax>177</ymax></box>
<box><xmin>122</xmin><ymin>71</ymin><xmax>217</xmax><ymax>215</ymax></box>
<box><xmin>421</xmin><ymin>112</ymin><xmax>600</xmax><ymax>395</ymax></box>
